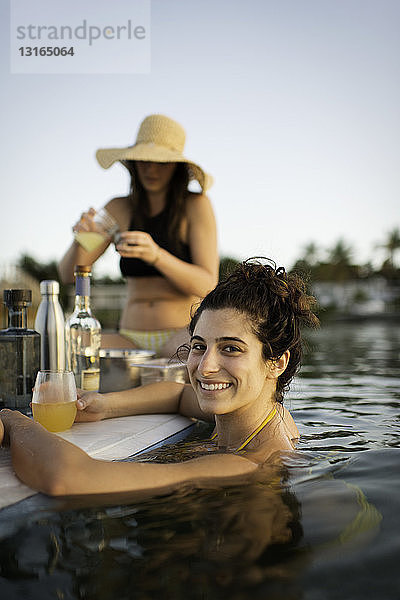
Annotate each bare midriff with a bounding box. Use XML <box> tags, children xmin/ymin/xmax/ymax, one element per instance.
<box><xmin>119</xmin><ymin>276</ymin><xmax>200</xmax><ymax>330</ymax></box>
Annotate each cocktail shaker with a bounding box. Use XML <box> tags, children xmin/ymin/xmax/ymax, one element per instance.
<box><xmin>34</xmin><ymin>280</ymin><xmax>66</xmax><ymax>370</ymax></box>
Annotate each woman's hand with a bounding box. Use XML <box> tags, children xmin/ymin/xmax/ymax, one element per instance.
<box><xmin>0</xmin><ymin>409</ymin><xmax>31</xmax><ymax>446</ymax></box>
<box><xmin>0</xmin><ymin>408</ymin><xmax>16</xmax><ymax>446</ymax></box>
<box><xmin>72</xmin><ymin>207</ymin><xmax>97</xmax><ymax>234</ymax></box>
<box><xmin>0</xmin><ymin>415</ymin><xmax>4</xmax><ymax>445</ymax></box>
<box><xmin>75</xmin><ymin>390</ymin><xmax>108</xmax><ymax>422</ymax></box>
<box><xmin>116</xmin><ymin>231</ymin><xmax>161</xmax><ymax>266</ymax></box>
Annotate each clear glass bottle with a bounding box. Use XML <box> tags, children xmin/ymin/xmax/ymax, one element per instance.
<box><xmin>0</xmin><ymin>289</ymin><xmax>40</xmax><ymax>413</ymax></box>
<box><xmin>35</xmin><ymin>280</ymin><xmax>66</xmax><ymax>371</ymax></box>
<box><xmin>65</xmin><ymin>266</ymin><xmax>101</xmax><ymax>391</ymax></box>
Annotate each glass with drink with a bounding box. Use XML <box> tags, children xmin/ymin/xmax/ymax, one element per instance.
<box><xmin>32</xmin><ymin>370</ymin><xmax>77</xmax><ymax>432</ymax></box>
<box><xmin>74</xmin><ymin>208</ymin><xmax>120</xmax><ymax>252</ymax></box>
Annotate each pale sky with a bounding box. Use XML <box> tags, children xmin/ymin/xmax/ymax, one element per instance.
<box><xmin>1</xmin><ymin>0</ymin><xmax>399</xmax><ymax>278</ymax></box>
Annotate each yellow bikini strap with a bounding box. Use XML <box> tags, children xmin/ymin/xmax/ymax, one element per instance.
<box><xmin>210</xmin><ymin>406</ymin><xmax>277</xmax><ymax>451</ymax></box>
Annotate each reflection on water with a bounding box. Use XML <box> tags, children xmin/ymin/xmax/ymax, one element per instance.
<box><xmin>292</xmin><ymin>322</ymin><xmax>400</xmax><ymax>454</ymax></box>
<box><xmin>0</xmin><ymin>460</ymin><xmax>307</xmax><ymax>599</ymax></box>
<box><xmin>0</xmin><ymin>321</ymin><xmax>399</xmax><ymax>599</ymax></box>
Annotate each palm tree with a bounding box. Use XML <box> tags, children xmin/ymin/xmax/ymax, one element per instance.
<box><xmin>319</xmin><ymin>239</ymin><xmax>356</xmax><ymax>282</ymax></box>
<box><xmin>380</xmin><ymin>228</ymin><xmax>400</xmax><ymax>267</ymax></box>
<box><xmin>303</xmin><ymin>242</ymin><xmax>319</xmax><ymax>266</ymax></box>
<box><xmin>219</xmin><ymin>256</ymin><xmax>240</xmax><ymax>280</ymax></box>
<box><xmin>328</xmin><ymin>239</ymin><xmax>353</xmax><ymax>266</ymax></box>
<box><xmin>17</xmin><ymin>253</ymin><xmax>69</xmax><ymax>309</ymax></box>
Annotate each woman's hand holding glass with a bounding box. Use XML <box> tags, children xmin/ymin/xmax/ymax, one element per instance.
<box><xmin>75</xmin><ymin>390</ymin><xmax>108</xmax><ymax>422</ymax></box>
<box><xmin>116</xmin><ymin>231</ymin><xmax>161</xmax><ymax>265</ymax></box>
<box><xmin>73</xmin><ymin>207</ymin><xmax>120</xmax><ymax>252</ymax></box>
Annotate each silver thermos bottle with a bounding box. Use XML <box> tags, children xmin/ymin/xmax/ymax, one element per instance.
<box><xmin>34</xmin><ymin>280</ymin><xmax>66</xmax><ymax>370</ymax></box>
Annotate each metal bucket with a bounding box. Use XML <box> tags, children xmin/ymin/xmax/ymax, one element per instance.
<box><xmin>99</xmin><ymin>348</ymin><xmax>155</xmax><ymax>392</ymax></box>
<box><xmin>135</xmin><ymin>358</ymin><xmax>188</xmax><ymax>386</ymax></box>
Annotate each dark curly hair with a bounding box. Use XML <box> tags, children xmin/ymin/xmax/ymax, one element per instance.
<box><xmin>188</xmin><ymin>258</ymin><xmax>319</xmax><ymax>402</ymax></box>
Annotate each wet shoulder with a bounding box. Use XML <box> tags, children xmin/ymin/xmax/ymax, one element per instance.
<box><xmin>242</xmin><ymin>406</ymin><xmax>299</xmax><ymax>464</ymax></box>
<box><xmin>280</xmin><ymin>405</ymin><xmax>299</xmax><ymax>441</ymax></box>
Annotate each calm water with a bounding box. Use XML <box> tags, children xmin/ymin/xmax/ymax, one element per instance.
<box><xmin>0</xmin><ymin>321</ymin><xmax>399</xmax><ymax>600</ymax></box>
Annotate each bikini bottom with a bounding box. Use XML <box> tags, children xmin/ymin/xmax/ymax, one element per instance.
<box><xmin>119</xmin><ymin>328</ymin><xmax>180</xmax><ymax>355</ymax></box>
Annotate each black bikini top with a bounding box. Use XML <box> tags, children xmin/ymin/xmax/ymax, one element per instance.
<box><xmin>119</xmin><ymin>209</ymin><xmax>192</xmax><ymax>278</ymax></box>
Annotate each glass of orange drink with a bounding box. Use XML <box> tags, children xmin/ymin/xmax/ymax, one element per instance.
<box><xmin>32</xmin><ymin>370</ymin><xmax>77</xmax><ymax>432</ymax></box>
<box><xmin>74</xmin><ymin>208</ymin><xmax>120</xmax><ymax>252</ymax></box>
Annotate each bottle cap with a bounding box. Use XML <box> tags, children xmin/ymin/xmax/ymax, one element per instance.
<box><xmin>74</xmin><ymin>265</ymin><xmax>92</xmax><ymax>275</ymax></box>
<box><xmin>39</xmin><ymin>280</ymin><xmax>60</xmax><ymax>295</ymax></box>
<box><xmin>3</xmin><ymin>289</ymin><xmax>32</xmax><ymax>307</ymax></box>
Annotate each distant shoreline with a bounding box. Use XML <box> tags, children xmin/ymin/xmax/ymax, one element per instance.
<box><xmin>321</xmin><ymin>312</ymin><xmax>400</xmax><ymax>323</ymax></box>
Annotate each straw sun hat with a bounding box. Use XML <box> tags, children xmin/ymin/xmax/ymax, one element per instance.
<box><xmin>96</xmin><ymin>114</ymin><xmax>213</xmax><ymax>192</ymax></box>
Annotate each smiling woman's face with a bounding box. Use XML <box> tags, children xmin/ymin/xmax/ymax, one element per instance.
<box><xmin>187</xmin><ymin>308</ymin><xmax>278</xmax><ymax>417</ymax></box>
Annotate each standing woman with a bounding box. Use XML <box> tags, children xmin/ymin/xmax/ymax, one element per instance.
<box><xmin>59</xmin><ymin>114</ymin><xmax>219</xmax><ymax>356</ymax></box>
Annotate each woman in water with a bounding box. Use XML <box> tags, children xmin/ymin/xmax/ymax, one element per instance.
<box><xmin>1</xmin><ymin>259</ymin><xmax>318</xmax><ymax>497</ymax></box>
<box><xmin>58</xmin><ymin>114</ymin><xmax>219</xmax><ymax>356</ymax></box>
